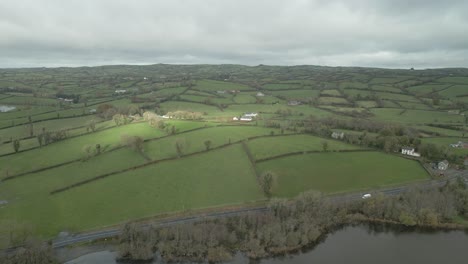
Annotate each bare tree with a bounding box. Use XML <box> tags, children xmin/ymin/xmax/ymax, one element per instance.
<box><xmin>204</xmin><ymin>140</ymin><xmax>212</xmax><ymax>151</ymax></box>
<box><xmin>321</xmin><ymin>140</ymin><xmax>328</xmax><ymax>152</ymax></box>
<box><xmin>258</xmin><ymin>171</ymin><xmax>275</xmax><ymax>197</ymax></box>
<box><xmin>121</xmin><ymin>135</ymin><xmax>144</xmax><ymax>153</ymax></box>
<box><xmin>175</xmin><ymin>138</ymin><xmax>188</xmax><ymax>158</ymax></box>
<box><xmin>12</xmin><ymin>139</ymin><xmax>20</xmax><ymax>153</ymax></box>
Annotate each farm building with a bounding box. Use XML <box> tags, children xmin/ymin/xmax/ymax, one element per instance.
<box><xmin>438</xmin><ymin>160</ymin><xmax>449</xmax><ymax>170</ymax></box>
<box><xmin>401</xmin><ymin>147</ymin><xmax>421</xmax><ymax>157</ymax></box>
<box><xmin>232</xmin><ymin>117</ymin><xmax>239</xmax><ymax>121</ymax></box>
<box><xmin>288</xmin><ymin>100</ymin><xmax>301</xmax><ymax>106</ymax></box>
<box><xmin>450</xmin><ymin>141</ymin><xmax>468</xmax><ymax>148</ymax></box>
<box><xmin>331</xmin><ymin>131</ymin><xmax>344</xmax><ymax>140</ymax></box>
<box><xmin>240</xmin><ymin>116</ymin><xmax>253</xmax><ymax>121</ymax></box>
<box><xmin>244</xmin><ymin>112</ymin><xmax>258</xmax><ymax>117</ymax></box>
<box><xmin>115</xmin><ymin>89</ymin><xmax>127</xmax><ymax>94</ymax></box>
<box><xmin>256</xmin><ymin>92</ymin><xmax>265</xmax><ymax>97</ymax></box>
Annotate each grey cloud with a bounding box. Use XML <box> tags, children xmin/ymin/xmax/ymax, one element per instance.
<box><xmin>0</xmin><ymin>0</ymin><xmax>467</xmax><ymax>68</ymax></box>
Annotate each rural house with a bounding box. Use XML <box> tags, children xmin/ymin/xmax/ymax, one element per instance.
<box><xmin>450</xmin><ymin>141</ymin><xmax>468</xmax><ymax>148</ymax></box>
<box><xmin>256</xmin><ymin>92</ymin><xmax>265</xmax><ymax>97</ymax></box>
<box><xmin>331</xmin><ymin>131</ymin><xmax>345</xmax><ymax>140</ymax></box>
<box><xmin>115</xmin><ymin>89</ymin><xmax>127</xmax><ymax>94</ymax></box>
<box><xmin>438</xmin><ymin>160</ymin><xmax>449</xmax><ymax>170</ymax></box>
<box><xmin>244</xmin><ymin>112</ymin><xmax>258</xmax><ymax>117</ymax></box>
<box><xmin>288</xmin><ymin>100</ymin><xmax>301</xmax><ymax>106</ymax></box>
<box><xmin>240</xmin><ymin>116</ymin><xmax>253</xmax><ymax>121</ymax></box>
<box><xmin>401</xmin><ymin>147</ymin><xmax>421</xmax><ymax>157</ymax></box>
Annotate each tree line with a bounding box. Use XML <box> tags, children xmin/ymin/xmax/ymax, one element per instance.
<box><xmin>116</xmin><ymin>179</ymin><xmax>468</xmax><ymax>263</ymax></box>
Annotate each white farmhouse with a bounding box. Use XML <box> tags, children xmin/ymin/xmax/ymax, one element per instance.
<box><xmin>115</xmin><ymin>89</ymin><xmax>127</xmax><ymax>94</ymax></box>
<box><xmin>438</xmin><ymin>160</ymin><xmax>449</xmax><ymax>170</ymax></box>
<box><xmin>401</xmin><ymin>147</ymin><xmax>421</xmax><ymax>157</ymax></box>
<box><xmin>240</xmin><ymin>116</ymin><xmax>253</xmax><ymax>121</ymax></box>
<box><xmin>244</xmin><ymin>112</ymin><xmax>258</xmax><ymax>117</ymax></box>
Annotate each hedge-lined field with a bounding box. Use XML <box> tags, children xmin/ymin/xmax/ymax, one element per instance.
<box><xmin>256</xmin><ymin>152</ymin><xmax>429</xmax><ymax>197</ymax></box>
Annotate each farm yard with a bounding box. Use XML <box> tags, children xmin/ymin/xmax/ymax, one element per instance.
<box><xmin>2</xmin><ymin>64</ymin><xmax>468</xmax><ymax>248</ymax></box>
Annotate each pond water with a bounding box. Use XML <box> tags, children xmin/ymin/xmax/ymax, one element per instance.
<box><xmin>65</xmin><ymin>224</ymin><xmax>468</xmax><ymax>264</ymax></box>
<box><xmin>0</xmin><ymin>105</ymin><xmax>16</xmax><ymax>112</ymax></box>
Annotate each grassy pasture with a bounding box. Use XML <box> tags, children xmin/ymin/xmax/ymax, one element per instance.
<box><xmin>270</xmin><ymin>89</ymin><xmax>319</xmax><ymax>99</ymax></box>
<box><xmin>371</xmin><ymin>108</ymin><xmax>464</xmax><ymax>124</ymax></box>
<box><xmin>195</xmin><ymin>80</ymin><xmax>251</xmax><ymax>91</ymax></box>
<box><xmin>341</xmin><ymin>89</ymin><xmax>374</xmax><ymax>98</ymax></box>
<box><xmin>233</xmin><ymin>94</ymin><xmax>257</xmax><ymax>104</ymax></box>
<box><xmin>369</xmin><ymin>76</ymin><xmax>412</xmax><ymax>84</ymax></box>
<box><xmin>247</xmin><ymin>134</ymin><xmax>362</xmax><ymax>160</ymax></box>
<box><xmin>407</xmin><ymin>84</ymin><xmax>449</xmax><ymax>95</ymax></box>
<box><xmin>159</xmin><ymin>101</ymin><xmax>221</xmax><ymax>115</ymax></box>
<box><xmin>397</xmin><ymin>102</ymin><xmax>432</xmax><ymax>110</ymax></box>
<box><xmin>372</xmin><ymin>91</ymin><xmax>419</xmax><ymax>102</ymax></box>
<box><xmin>0</xmin><ymin>122</ymin><xmax>165</xmax><ymax>176</ymax></box>
<box><xmin>0</xmin><ymin>96</ymin><xmax>58</xmax><ymax>106</ymax></box>
<box><xmin>144</xmin><ymin>125</ymin><xmax>283</xmax><ymax>160</ymax></box>
<box><xmin>414</xmin><ymin>125</ymin><xmax>465</xmax><ymax>137</ymax></box>
<box><xmin>0</xmin><ymin>115</ymin><xmax>101</xmax><ymax>140</ymax></box>
<box><xmin>356</xmin><ymin>100</ymin><xmax>377</xmax><ymax>108</ymax></box>
<box><xmin>438</xmin><ymin>85</ymin><xmax>468</xmax><ymax>98</ymax></box>
<box><xmin>436</xmin><ymin>77</ymin><xmax>468</xmax><ymax>84</ymax></box>
<box><xmin>153</xmin><ymin>87</ymin><xmax>187</xmax><ymax>97</ymax></box>
<box><xmin>0</xmin><ymin>144</ymin><xmax>263</xmax><ymax>239</ymax></box>
<box><xmin>257</xmin><ymin>152</ymin><xmax>429</xmax><ymax>197</ymax></box>
<box><xmin>339</xmin><ymin>81</ymin><xmax>368</xmax><ymax>89</ymax></box>
<box><xmin>263</xmin><ymin>83</ymin><xmax>303</xmax><ymax>90</ymax></box>
<box><xmin>320</xmin><ymin>89</ymin><xmax>341</xmax><ymax>96</ymax></box>
<box><xmin>318</xmin><ymin>97</ymin><xmax>349</xmax><ymax>105</ymax></box>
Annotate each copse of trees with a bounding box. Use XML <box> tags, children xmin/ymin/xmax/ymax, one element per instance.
<box><xmin>2</xmin><ymin>241</ymin><xmax>58</xmax><ymax>264</ymax></box>
<box><xmin>117</xmin><ymin>182</ymin><xmax>468</xmax><ymax>263</ymax></box>
<box><xmin>121</xmin><ymin>135</ymin><xmax>145</xmax><ymax>153</ymax></box>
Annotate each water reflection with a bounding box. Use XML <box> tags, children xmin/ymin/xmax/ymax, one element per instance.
<box><xmin>66</xmin><ymin>224</ymin><xmax>468</xmax><ymax>264</ymax></box>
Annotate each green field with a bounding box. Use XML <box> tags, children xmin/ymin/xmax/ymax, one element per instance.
<box><xmin>195</xmin><ymin>79</ymin><xmax>250</xmax><ymax>91</ymax></box>
<box><xmin>247</xmin><ymin>134</ymin><xmax>362</xmax><ymax>160</ymax></box>
<box><xmin>0</xmin><ymin>144</ymin><xmax>263</xmax><ymax>238</ymax></box>
<box><xmin>371</xmin><ymin>108</ymin><xmax>464</xmax><ymax>124</ymax></box>
<box><xmin>0</xmin><ymin>122</ymin><xmax>165</xmax><ymax>175</ymax></box>
<box><xmin>2</xmin><ymin>64</ymin><xmax>466</xmax><ymax>248</ymax></box>
<box><xmin>256</xmin><ymin>152</ymin><xmax>429</xmax><ymax>197</ymax></box>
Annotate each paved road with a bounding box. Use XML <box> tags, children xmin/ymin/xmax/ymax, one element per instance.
<box><xmin>50</xmin><ymin>174</ymin><xmax>466</xmax><ymax>249</ymax></box>
<box><xmin>1</xmin><ymin>173</ymin><xmax>463</xmax><ymax>253</ymax></box>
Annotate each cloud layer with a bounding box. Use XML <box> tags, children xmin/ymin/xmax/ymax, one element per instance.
<box><xmin>1</xmin><ymin>0</ymin><xmax>467</xmax><ymax>68</ymax></box>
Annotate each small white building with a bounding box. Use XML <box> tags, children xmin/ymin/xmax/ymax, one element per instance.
<box><xmin>232</xmin><ymin>117</ymin><xmax>239</xmax><ymax>121</ymax></box>
<box><xmin>115</xmin><ymin>89</ymin><xmax>127</xmax><ymax>94</ymax></box>
<box><xmin>288</xmin><ymin>100</ymin><xmax>301</xmax><ymax>106</ymax></box>
<box><xmin>256</xmin><ymin>92</ymin><xmax>265</xmax><ymax>97</ymax></box>
<box><xmin>244</xmin><ymin>112</ymin><xmax>258</xmax><ymax>117</ymax></box>
<box><xmin>240</xmin><ymin>116</ymin><xmax>253</xmax><ymax>122</ymax></box>
<box><xmin>331</xmin><ymin>131</ymin><xmax>344</xmax><ymax>140</ymax></box>
<box><xmin>438</xmin><ymin>160</ymin><xmax>449</xmax><ymax>170</ymax></box>
<box><xmin>401</xmin><ymin>147</ymin><xmax>421</xmax><ymax>157</ymax></box>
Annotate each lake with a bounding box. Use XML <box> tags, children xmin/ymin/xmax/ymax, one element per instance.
<box><xmin>65</xmin><ymin>224</ymin><xmax>468</xmax><ymax>264</ymax></box>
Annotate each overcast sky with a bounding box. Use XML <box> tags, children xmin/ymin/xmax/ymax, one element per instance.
<box><xmin>1</xmin><ymin>0</ymin><xmax>467</xmax><ymax>69</ymax></box>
